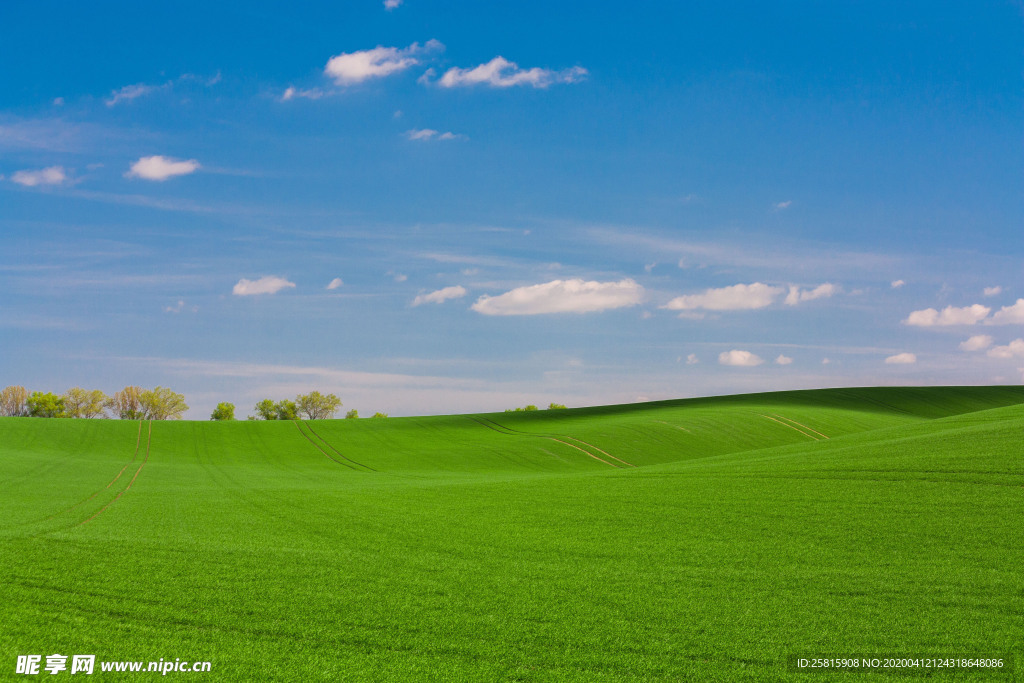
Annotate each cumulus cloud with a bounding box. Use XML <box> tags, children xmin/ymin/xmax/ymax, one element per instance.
<box><xmin>471</xmin><ymin>278</ymin><xmax>643</xmax><ymax>316</ymax></box>
<box><xmin>436</xmin><ymin>56</ymin><xmax>587</xmax><ymax>88</ymax></box>
<box><xmin>784</xmin><ymin>283</ymin><xmax>837</xmax><ymax>306</ymax></box>
<box><xmin>685</xmin><ymin>353</ymin><xmax>699</xmax><ymax>365</ymax></box>
<box><xmin>412</xmin><ymin>285</ymin><xmax>467</xmax><ymax>306</ymax></box>
<box><xmin>406</xmin><ymin>128</ymin><xmax>462</xmax><ymax>141</ymax></box>
<box><xmin>126</xmin><ymin>155</ymin><xmax>200</xmax><ymax>181</ymax></box>
<box><xmin>885</xmin><ymin>352</ymin><xmax>917</xmax><ymax>364</ymax></box>
<box><xmin>987</xmin><ymin>339</ymin><xmax>1024</xmax><ymax>359</ymax></box>
<box><xmin>959</xmin><ymin>335</ymin><xmax>993</xmax><ymax>351</ymax></box>
<box><xmin>891</xmin><ymin>279</ymin><xmax>906</xmax><ymax>289</ymax></box>
<box><xmin>326</xmin><ymin>278</ymin><xmax>344</xmax><ymax>290</ymax></box>
<box><xmin>989</xmin><ymin>299</ymin><xmax>1024</xmax><ymax>325</ymax></box>
<box><xmin>718</xmin><ymin>350</ymin><xmax>763</xmax><ymax>367</ymax></box>
<box><xmin>324</xmin><ymin>40</ymin><xmax>442</xmax><ymax>85</ymax></box>
<box><xmin>106</xmin><ymin>83</ymin><xmax>157</xmax><ymax>106</ymax></box>
<box><xmin>903</xmin><ymin>304</ymin><xmax>990</xmax><ymax>327</ymax></box>
<box><xmin>10</xmin><ymin>166</ymin><xmax>67</xmax><ymax>186</ymax></box>
<box><xmin>775</xmin><ymin>354</ymin><xmax>793</xmax><ymax>365</ymax></box>
<box><xmin>663</xmin><ymin>282</ymin><xmax>782</xmax><ymax>311</ymax></box>
<box><xmin>232</xmin><ymin>276</ymin><xmax>296</xmax><ymax>296</ymax></box>
<box><xmin>983</xmin><ymin>286</ymin><xmax>1002</xmax><ymax>297</ymax></box>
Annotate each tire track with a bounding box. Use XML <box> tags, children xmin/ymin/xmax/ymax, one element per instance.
<box><xmin>468</xmin><ymin>416</ymin><xmax>630</xmax><ymax>468</ymax></box>
<box><xmin>79</xmin><ymin>420</ymin><xmax>152</xmax><ymax>526</ymax></box>
<box><xmin>300</xmin><ymin>421</ymin><xmax>376</xmax><ymax>472</ymax></box>
<box><xmin>46</xmin><ymin>420</ymin><xmax>144</xmax><ymax>521</ymax></box>
<box><xmin>771</xmin><ymin>413</ymin><xmax>829</xmax><ymax>440</ymax></box>
<box><xmin>292</xmin><ymin>421</ymin><xmax>360</xmax><ymax>471</ymax></box>
<box><xmin>758</xmin><ymin>414</ymin><xmax>820</xmax><ymax>441</ymax></box>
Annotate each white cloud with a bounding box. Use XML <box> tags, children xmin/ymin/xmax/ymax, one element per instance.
<box><xmin>164</xmin><ymin>300</ymin><xmax>185</xmax><ymax>314</ymax></box>
<box><xmin>436</xmin><ymin>56</ymin><xmax>588</xmax><ymax>88</ymax></box>
<box><xmin>686</xmin><ymin>353</ymin><xmax>699</xmax><ymax>365</ymax></box>
<box><xmin>126</xmin><ymin>155</ymin><xmax>200</xmax><ymax>181</ymax></box>
<box><xmin>822</xmin><ymin>358</ymin><xmax>832</xmax><ymax>365</ymax></box>
<box><xmin>326</xmin><ymin>278</ymin><xmax>344</xmax><ymax>290</ymax></box>
<box><xmin>784</xmin><ymin>283</ymin><xmax>837</xmax><ymax>306</ymax></box>
<box><xmin>718</xmin><ymin>350</ymin><xmax>763</xmax><ymax>367</ymax></box>
<box><xmin>406</xmin><ymin>128</ymin><xmax>462</xmax><ymax>141</ymax></box>
<box><xmin>281</xmin><ymin>86</ymin><xmax>325</xmax><ymax>101</ymax></box>
<box><xmin>989</xmin><ymin>299</ymin><xmax>1024</xmax><ymax>325</ymax></box>
<box><xmin>775</xmin><ymin>354</ymin><xmax>793</xmax><ymax>365</ymax></box>
<box><xmin>663</xmin><ymin>282</ymin><xmax>783</xmax><ymax>311</ymax></box>
<box><xmin>903</xmin><ymin>304</ymin><xmax>990</xmax><ymax>327</ymax></box>
<box><xmin>774</xmin><ymin>200</ymin><xmax>792</xmax><ymax>210</ymax></box>
<box><xmin>384</xmin><ymin>0</ymin><xmax>402</xmax><ymax>9</ymax></box>
<box><xmin>10</xmin><ymin>166</ymin><xmax>67</xmax><ymax>186</ymax></box>
<box><xmin>53</xmin><ymin>97</ymin><xmax>64</xmax><ymax>106</ymax></box>
<box><xmin>987</xmin><ymin>339</ymin><xmax>1024</xmax><ymax>359</ymax></box>
<box><xmin>885</xmin><ymin>352</ymin><xmax>917</xmax><ymax>364</ymax></box>
<box><xmin>412</xmin><ymin>285</ymin><xmax>468</xmax><ymax>307</ymax></box>
<box><xmin>105</xmin><ymin>83</ymin><xmax>156</xmax><ymax>106</ymax></box>
<box><xmin>959</xmin><ymin>335</ymin><xmax>993</xmax><ymax>351</ymax></box>
<box><xmin>232</xmin><ymin>276</ymin><xmax>296</xmax><ymax>296</ymax></box>
<box><xmin>891</xmin><ymin>279</ymin><xmax>906</xmax><ymax>289</ymax></box>
<box><xmin>983</xmin><ymin>286</ymin><xmax>1002</xmax><ymax>297</ymax></box>
<box><xmin>471</xmin><ymin>278</ymin><xmax>643</xmax><ymax>316</ymax></box>
<box><xmin>324</xmin><ymin>40</ymin><xmax>442</xmax><ymax>85</ymax></box>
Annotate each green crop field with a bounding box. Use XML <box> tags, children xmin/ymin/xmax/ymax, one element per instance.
<box><xmin>2</xmin><ymin>386</ymin><xmax>1023</xmax><ymax>681</ymax></box>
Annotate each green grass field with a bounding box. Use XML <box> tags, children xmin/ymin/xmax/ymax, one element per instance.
<box><xmin>2</xmin><ymin>386</ymin><xmax>1023</xmax><ymax>681</ymax></box>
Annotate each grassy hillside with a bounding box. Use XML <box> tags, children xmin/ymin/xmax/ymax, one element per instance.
<box><xmin>1</xmin><ymin>387</ymin><xmax>1022</xmax><ymax>681</ymax></box>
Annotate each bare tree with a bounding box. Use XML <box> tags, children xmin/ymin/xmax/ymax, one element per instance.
<box><xmin>0</xmin><ymin>386</ymin><xmax>29</xmax><ymax>417</ymax></box>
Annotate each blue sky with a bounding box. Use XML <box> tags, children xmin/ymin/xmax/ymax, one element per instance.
<box><xmin>2</xmin><ymin>1</ymin><xmax>1023</xmax><ymax>418</ymax></box>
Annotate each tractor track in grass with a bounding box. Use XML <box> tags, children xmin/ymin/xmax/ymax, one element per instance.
<box><xmin>45</xmin><ymin>420</ymin><xmax>144</xmax><ymax>521</ymax></box>
<box><xmin>771</xmin><ymin>413</ymin><xmax>829</xmax><ymax>440</ymax></box>
<box><xmin>758</xmin><ymin>414</ymin><xmax>822</xmax><ymax>441</ymax></box>
<box><xmin>79</xmin><ymin>421</ymin><xmax>152</xmax><ymax>526</ymax></box>
<box><xmin>293</xmin><ymin>421</ymin><xmax>363</xmax><ymax>472</ymax></box>
<box><xmin>468</xmin><ymin>416</ymin><xmax>633</xmax><ymax>468</ymax></box>
<box><xmin>300</xmin><ymin>422</ymin><xmax>376</xmax><ymax>472</ymax></box>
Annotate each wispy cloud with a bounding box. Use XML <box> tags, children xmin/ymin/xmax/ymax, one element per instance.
<box><xmin>435</xmin><ymin>57</ymin><xmax>587</xmax><ymax>88</ymax></box>
<box><xmin>405</xmin><ymin>128</ymin><xmax>463</xmax><ymax>141</ymax></box>
<box><xmin>280</xmin><ymin>86</ymin><xmax>326</xmax><ymax>101</ymax></box>
<box><xmin>983</xmin><ymin>286</ymin><xmax>1002</xmax><ymax>297</ymax></box>
<box><xmin>884</xmin><ymin>352</ymin><xmax>917</xmax><ymax>364</ymax></box>
<box><xmin>126</xmin><ymin>155</ymin><xmax>200</xmax><ymax>181</ymax></box>
<box><xmin>326</xmin><ymin>278</ymin><xmax>344</xmax><ymax>290</ymax></box>
<box><xmin>324</xmin><ymin>40</ymin><xmax>443</xmax><ymax>85</ymax></box>
<box><xmin>232</xmin><ymin>276</ymin><xmax>296</xmax><ymax>296</ymax></box>
<box><xmin>10</xmin><ymin>166</ymin><xmax>67</xmax><ymax>187</ymax></box>
<box><xmin>891</xmin><ymin>279</ymin><xmax>906</xmax><ymax>289</ymax></box>
<box><xmin>719</xmin><ymin>350</ymin><xmax>763</xmax><ymax>367</ymax></box>
<box><xmin>412</xmin><ymin>285</ymin><xmax>467</xmax><ymax>306</ymax></box>
<box><xmin>106</xmin><ymin>83</ymin><xmax>159</xmax><ymax>106</ymax></box>
<box><xmin>663</xmin><ymin>282</ymin><xmax>782</xmax><ymax>311</ymax></box>
<box><xmin>471</xmin><ymin>278</ymin><xmax>642</xmax><ymax>315</ymax></box>
<box><xmin>903</xmin><ymin>304</ymin><xmax>990</xmax><ymax>326</ymax></box>
<box><xmin>384</xmin><ymin>0</ymin><xmax>402</xmax><ymax>9</ymax></box>
<box><xmin>774</xmin><ymin>200</ymin><xmax>792</xmax><ymax>210</ymax></box>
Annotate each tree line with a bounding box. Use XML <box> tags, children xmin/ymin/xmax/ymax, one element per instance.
<box><xmin>0</xmin><ymin>386</ymin><xmax>188</xmax><ymax>420</ymax></box>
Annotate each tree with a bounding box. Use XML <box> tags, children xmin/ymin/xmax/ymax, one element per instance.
<box><xmin>27</xmin><ymin>391</ymin><xmax>67</xmax><ymax>418</ymax></box>
<box><xmin>108</xmin><ymin>386</ymin><xmax>145</xmax><ymax>420</ymax></box>
<box><xmin>254</xmin><ymin>399</ymin><xmax>278</xmax><ymax>420</ymax></box>
<box><xmin>547</xmin><ymin>403</ymin><xmax>567</xmax><ymax>410</ymax></box>
<box><xmin>275</xmin><ymin>399</ymin><xmax>298</xmax><ymax>421</ymax></box>
<box><xmin>0</xmin><ymin>386</ymin><xmax>29</xmax><ymax>417</ymax></box>
<box><xmin>371</xmin><ymin>412</ymin><xmax>388</xmax><ymax>418</ymax></box>
<box><xmin>139</xmin><ymin>386</ymin><xmax>189</xmax><ymax>420</ymax></box>
<box><xmin>210</xmin><ymin>402</ymin><xmax>235</xmax><ymax>421</ymax></box>
<box><xmin>345</xmin><ymin>409</ymin><xmax>359</xmax><ymax>419</ymax></box>
<box><xmin>296</xmin><ymin>391</ymin><xmax>342</xmax><ymax>420</ymax></box>
<box><xmin>64</xmin><ymin>388</ymin><xmax>108</xmax><ymax>418</ymax></box>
